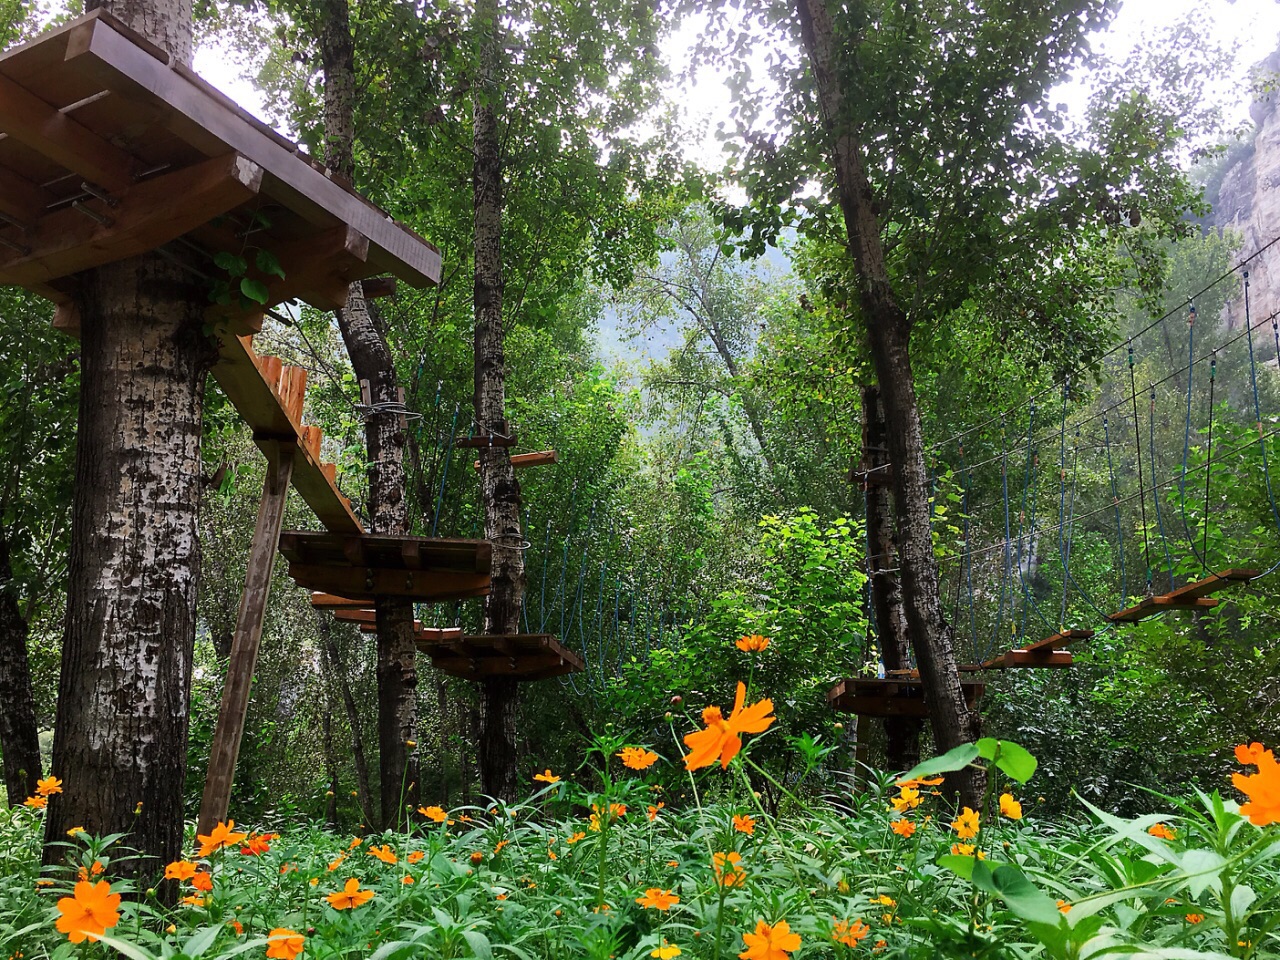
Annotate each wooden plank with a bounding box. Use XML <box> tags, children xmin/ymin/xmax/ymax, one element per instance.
<box><xmin>1019</xmin><ymin>628</ymin><xmax>1094</xmax><ymax>654</ymax></box>
<box><xmin>277</xmin><ymin>366</ymin><xmax>307</xmax><ymax>428</ymax></box>
<box><xmin>455</xmin><ymin>433</ymin><xmax>518</xmax><ymax>449</ymax></box>
<box><xmin>309</xmin><ymin>592</ymin><xmax>368</xmax><ymax>610</ymax></box>
<box><xmin>332</xmin><ymin>608</ymin><xmax>377</xmax><ymax>624</ymax></box>
<box><xmin>278</xmin><ymin>531</ymin><xmax>492</xmax><ymax>573</ymax></box>
<box><xmin>62</xmin><ymin>15</ymin><xmax>443</xmax><ymax>286</ymax></box>
<box><xmin>0</xmin><ymin>71</ymin><xmax>137</xmax><ymax>191</ymax></box>
<box><xmin>196</xmin><ymin>444</ymin><xmax>293</xmax><ymax>837</ymax></box>
<box><xmin>1110</xmin><ymin>595</ymin><xmax>1218</xmax><ymax>623</ymax></box>
<box><xmin>1162</xmin><ymin>568</ymin><xmax>1259</xmax><ymax>602</ymax></box>
<box><xmin>428</xmin><ymin>652</ymin><xmax>573</xmax><ymax>679</ymax></box>
<box><xmin>359</xmin><ymin>619</ymin><xmax>425</xmax><ymax>634</ymax></box>
<box><xmin>1000</xmin><ymin>650</ymin><xmax>1073</xmax><ymax>668</ymax></box>
<box><xmin>0</xmin><ymin>151</ymin><xmax>263</xmax><ymax>287</ymax></box>
<box><xmin>472</xmin><ymin>450</ymin><xmax>558</xmax><ymax>471</ymax></box>
<box><xmin>286</xmin><ymin>563</ymin><xmax>491</xmax><ymax>602</ymax></box>
<box><xmin>0</xmin><ymin>162</ymin><xmax>51</xmax><ymax>224</ymax></box>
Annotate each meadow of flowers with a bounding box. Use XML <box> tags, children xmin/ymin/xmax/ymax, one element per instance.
<box><xmin>2</xmin><ymin>671</ymin><xmax>1279</xmax><ymax>960</ymax></box>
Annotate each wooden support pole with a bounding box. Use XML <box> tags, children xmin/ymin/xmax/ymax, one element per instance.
<box><xmin>197</xmin><ymin>443</ymin><xmax>295</xmax><ymax>836</ymax></box>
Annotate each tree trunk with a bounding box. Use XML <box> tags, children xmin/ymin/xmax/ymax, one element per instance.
<box><xmin>794</xmin><ymin>0</ymin><xmax>981</xmax><ymax>805</ymax></box>
<box><xmin>319</xmin><ymin>0</ymin><xmax>419</xmax><ymax>828</ymax></box>
<box><xmin>0</xmin><ymin>530</ymin><xmax>41</xmax><ymax>805</ymax></box>
<box><xmin>322</xmin><ymin>708</ymin><xmax>339</xmax><ymax>829</ymax></box>
<box><xmin>46</xmin><ymin>248</ymin><xmax>214</xmax><ymax>873</ymax></box>
<box><xmin>317</xmin><ymin>615</ymin><xmax>374</xmax><ymax>824</ymax></box>
<box><xmin>472</xmin><ymin>0</ymin><xmax>524</xmax><ymax>802</ymax></box>
<box><xmin>861</xmin><ymin>385</ymin><xmax>922</xmax><ymax>771</ymax></box>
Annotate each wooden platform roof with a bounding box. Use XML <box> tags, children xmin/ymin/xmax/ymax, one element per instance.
<box><xmin>0</xmin><ymin>10</ymin><xmax>440</xmax><ymax>313</ymax></box>
<box><xmin>828</xmin><ymin>677</ymin><xmax>985</xmax><ymax>718</ymax></box>
<box><xmin>281</xmin><ymin>531</ymin><xmax>491</xmax><ymax>602</ymax></box>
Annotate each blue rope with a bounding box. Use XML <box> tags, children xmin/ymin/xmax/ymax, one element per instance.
<box><xmin>1103</xmin><ymin>415</ymin><xmax>1127</xmax><ymax>606</ymax></box>
<box><xmin>1148</xmin><ymin>385</ymin><xmax>1176</xmax><ymax>592</ymax></box>
<box><xmin>1178</xmin><ymin>306</ymin><xmax>1210</xmax><ymax>572</ymax></box>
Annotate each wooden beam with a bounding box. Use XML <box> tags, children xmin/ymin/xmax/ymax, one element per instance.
<box><xmin>472</xmin><ymin>450</ymin><xmax>558</xmax><ymax>471</ymax></box>
<box><xmin>1162</xmin><ymin>568</ymin><xmax>1258</xmax><ymax>602</ymax></box>
<box><xmin>0</xmin><ymin>152</ymin><xmax>264</xmax><ymax>288</ymax></box>
<box><xmin>0</xmin><ymin>163</ymin><xmax>52</xmax><ymax>225</ymax></box>
<box><xmin>1000</xmin><ymin>650</ymin><xmax>1073</xmax><ymax>669</ymax></box>
<box><xmin>309</xmin><ymin>592</ymin><xmax>368</xmax><ymax>610</ymax></box>
<box><xmin>0</xmin><ymin>72</ymin><xmax>136</xmax><ymax>191</ymax></box>
<box><xmin>1019</xmin><ymin>628</ymin><xmax>1094</xmax><ymax>654</ymax></box>
<box><xmin>196</xmin><ymin>444</ymin><xmax>293</xmax><ymax>837</ymax></box>
<box><xmin>455</xmin><ymin>433</ymin><xmax>518</xmax><ymax>449</ymax></box>
<box><xmin>287</xmin><ymin>564</ymin><xmax>491</xmax><ymax>602</ymax></box>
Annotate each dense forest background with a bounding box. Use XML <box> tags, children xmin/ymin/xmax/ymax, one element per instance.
<box><xmin>2</xmin><ymin>0</ymin><xmax>1280</xmax><ymax>826</ymax></box>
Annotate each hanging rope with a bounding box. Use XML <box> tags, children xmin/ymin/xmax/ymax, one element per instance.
<box><xmin>1129</xmin><ymin>342</ymin><xmax>1154</xmax><ymax>595</ymax></box>
<box><xmin>1103</xmin><ymin>415</ymin><xmax>1127</xmax><ymax>606</ymax></box>
<box><xmin>1148</xmin><ymin>384</ymin><xmax>1176</xmax><ymax>592</ymax></box>
<box><xmin>1242</xmin><ymin>268</ymin><xmax>1280</xmax><ymax>580</ymax></box>
<box><xmin>1178</xmin><ymin>305</ymin><xmax>1211</xmax><ymax>572</ymax></box>
<box><xmin>429</xmin><ymin>403</ymin><xmax>460</xmax><ymax>538</ymax></box>
<box><xmin>1203</xmin><ymin>356</ymin><xmax>1217</xmax><ymax>568</ymax></box>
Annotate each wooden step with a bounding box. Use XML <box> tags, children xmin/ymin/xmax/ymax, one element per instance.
<box><xmin>1019</xmin><ymin>628</ymin><xmax>1094</xmax><ymax>654</ymax></box>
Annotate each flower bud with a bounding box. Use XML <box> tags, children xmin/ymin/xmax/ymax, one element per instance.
<box><xmin>670</xmin><ymin>695</ymin><xmax>682</xmax><ymax>705</ymax></box>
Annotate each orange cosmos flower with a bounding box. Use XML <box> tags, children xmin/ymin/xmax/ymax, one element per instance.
<box><xmin>895</xmin><ymin>775</ymin><xmax>945</xmax><ymax>789</ymax></box>
<box><xmin>35</xmin><ymin>775</ymin><xmax>63</xmax><ymax>797</ymax></box>
<box><xmin>1236</xmin><ymin>742</ymin><xmax>1275</xmax><ymax>766</ymax></box>
<box><xmin>402</xmin><ymin>875</ymin><xmax>415</xmax><ymax>885</ymax></box>
<box><xmin>873</xmin><ymin>940</ymin><xmax>887</xmax><ymax>952</ymax></box>
<box><xmin>890</xmin><ymin>819</ymin><xmax>916</xmax><ymax>838</ymax></box>
<box><xmin>266</xmin><ymin>928</ymin><xmax>305</xmax><ymax>960</ymax></box>
<box><xmin>890</xmin><ymin>787</ymin><xmax>921</xmax><ymax>813</ymax></box>
<box><xmin>190</xmin><ymin>871</ymin><xmax>213</xmax><ymax>892</ymax></box>
<box><xmin>240</xmin><ymin>833</ymin><xmax>273</xmax><ymax>856</ymax></box>
<box><xmin>1232</xmin><ymin>743</ymin><xmax>1280</xmax><ymax>826</ymax></box>
<box><xmin>618</xmin><ymin>747</ymin><xmax>660</xmax><ymax>770</ymax></box>
<box><xmin>348</xmin><ymin>837</ymin><xmax>363</xmax><ymax>849</ymax></box>
<box><xmin>470</xmin><ymin>851</ymin><xmax>484</xmax><ymax>865</ymax></box>
<box><xmin>951</xmin><ymin>807</ymin><xmax>979</xmax><ymax>840</ymax></box>
<box><xmin>327</xmin><ymin>854</ymin><xmax>345</xmax><ymax>872</ymax></box>
<box><xmin>180</xmin><ymin>895</ymin><xmax>206</xmax><ymax>906</ymax></box>
<box><xmin>1186</xmin><ymin>913</ymin><xmax>1205</xmax><ymax>924</ymax></box>
<box><xmin>407</xmin><ymin>851</ymin><xmax>426</xmax><ymax>864</ymax></box>
<box><xmin>733</xmin><ymin>814</ymin><xmax>756</xmax><ymax>835</ymax></box>
<box><xmin>494</xmin><ymin>840</ymin><xmax>510</xmax><ymax>856</ymax></box>
<box><xmin>55</xmin><ymin>879</ymin><xmax>121</xmax><ymax>943</ymax></box>
<box><xmin>831</xmin><ymin>918</ymin><xmax>870</xmax><ymax>947</ymax></box>
<box><xmin>23</xmin><ymin>795</ymin><xmax>46</xmax><ymax>809</ymax></box>
<box><xmin>636</xmin><ymin>888</ymin><xmax>680</xmax><ymax>910</ymax></box>
<box><xmin>647</xmin><ymin>803</ymin><xmax>665</xmax><ymax>821</ymax></box>
<box><xmin>566</xmin><ymin>831</ymin><xmax>586</xmax><ymax>844</ymax></box>
<box><xmin>325</xmin><ymin>878</ymin><xmax>375</xmax><ymax>910</ymax></box>
<box><xmin>1148</xmin><ymin>823</ymin><xmax>1177</xmax><ymax>840</ymax></box>
<box><xmin>197</xmin><ymin>820</ymin><xmax>248</xmax><ymax>857</ymax></box>
<box><xmin>419</xmin><ymin>805</ymin><xmax>449</xmax><ymax>823</ymax></box>
<box><xmin>683</xmin><ymin>683</ymin><xmax>776</xmax><ymax>770</ymax></box>
<box><xmin>534</xmin><ymin>769</ymin><xmax>561</xmax><ymax>783</ymax></box>
<box><xmin>367</xmin><ymin>844</ymin><xmax>398</xmax><ymax>865</ymax></box>
<box><xmin>76</xmin><ymin>862</ymin><xmax>104</xmax><ymax>880</ymax></box>
<box><xmin>1057</xmin><ymin>900</ymin><xmax>1072</xmax><ymax>914</ymax></box>
<box><xmin>736</xmin><ymin>635</ymin><xmax>771</xmax><ymax>653</ymax></box>
<box><xmin>739</xmin><ymin>919</ymin><xmax>800</xmax><ymax>960</ymax></box>
<box><xmin>714</xmin><ymin>851</ymin><xmax>747</xmax><ymax>887</ymax></box>
<box><xmin>999</xmin><ymin>794</ymin><xmax>1023</xmax><ymax>820</ymax></box>
<box><xmin>229</xmin><ymin>919</ymin><xmax>244</xmax><ymax>935</ymax></box>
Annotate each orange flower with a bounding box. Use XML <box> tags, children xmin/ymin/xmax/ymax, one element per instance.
<box><xmin>55</xmin><ymin>879</ymin><xmax>121</xmax><ymax>943</ymax></box>
<box><xmin>35</xmin><ymin>775</ymin><xmax>63</xmax><ymax>797</ymax></box>
<box><xmin>180</xmin><ymin>895</ymin><xmax>207</xmax><ymax>906</ymax></box>
<box><xmin>733</xmin><ymin>814</ymin><xmax>756</xmax><ymax>835</ymax></box>
<box><xmin>872</xmin><ymin>940</ymin><xmax>887</xmax><ymax>952</ymax></box>
<box><xmin>23</xmin><ymin>795</ymin><xmax>46</xmax><ymax>809</ymax></box>
<box><xmin>832</xmin><ymin>918</ymin><xmax>870</xmax><ymax>947</ymax></box>
<box><xmin>999</xmin><ymin>794</ymin><xmax>1022</xmax><ymax>820</ymax></box>
<box><xmin>534</xmin><ymin>769</ymin><xmax>561</xmax><ymax>783</ymax></box>
<box><xmin>190</xmin><ymin>871</ymin><xmax>213</xmax><ymax>892</ymax></box>
<box><xmin>1057</xmin><ymin>900</ymin><xmax>1072</xmax><ymax>914</ymax></box>
<box><xmin>494</xmin><ymin>840</ymin><xmax>510</xmax><ymax>856</ymax></box>
<box><xmin>618</xmin><ymin>747</ymin><xmax>660</xmax><ymax>770</ymax></box>
<box><xmin>890</xmin><ymin>788</ymin><xmax>921</xmax><ymax>814</ymax></box>
<box><xmin>1186</xmin><ymin>913</ymin><xmax>1205</xmax><ymax>924</ymax></box>
<box><xmin>566</xmin><ymin>831</ymin><xmax>586</xmax><ymax>844</ymax></box>
<box><xmin>636</xmin><ymin>888</ymin><xmax>680</xmax><ymax>910</ymax></box>
<box><xmin>1236</xmin><ymin>742</ymin><xmax>1275</xmax><ymax>767</ymax></box>
<box><xmin>327</xmin><ymin>854</ymin><xmax>345</xmax><ymax>872</ymax></box>
<box><xmin>241</xmin><ymin>833</ymin><xmax>273</xmax><ymax>856</ymax></box>
<box><xmin>736</xmin><ymin>635</ymin><xmax>770</xmax><ymax>652</ymax></box>
<box><xmin>266</xmin><ymin>927</ymin><xmax>305</xmax><ymax>960</ymax></box>
<box><xmin>950</xmin><ymin>807</ymin><xmax>979</xmax><ymax>840</ymax></box>
<box><xmin>367</xmin><ymin>844</ymin><xmax>398</xmax><ymax>865</ymax></box>
<box><xmin>1148</xmin><ymin>823</ymin><xmax>1177</xmax><ymax>840</ymax></box>
<box><xmin>714</xmin><ymin>851</ymin><xmax>747</xmax><ymax>887</ymax></box>
<box><xmin>348</xmin><ymin>837</ymin><xmax>363</xmax><ymax>849</ymax></box>
<box><xmin>1232</xmin><ymin>743</ymin><xmax>1280</xmax><ymax>826</ymax></box>
<box><xmin>890</xmin><ymin>819</ymin><xmax>916</xmax><ymax>838</ymax></box>
<box><xmin>229</xmin><ymin>919</ymin><xmax>244</xmax><ymax>935</ymax></box>
<box><xmin>402</xmin><ymin>875</ymin><xmax>415</xmax><ymax>885</ymax></box>
<box><xmin>419</xmin><ymin>805</ymin><xmax>449</xmax><ymax>823</ymax></box>
<box><xmin>894</xmin><ymin>775</ymin><xmax>944</xmax><ymax>789</ymax></box>
<box><xmin>683</xmin><ymin>683</ymin><xmax>776</xmax><ymax>770</ymax></box>
<box><xmin>197</xmin><ymin>820</ymin><xmax>248</xmax><ymax>857</ymax></box>
<box><xmin>739</xmin><ymin>919</ymin><xmax>800</xmax><ymax>960</ymax></box>
<box><xmin>470</xmin><ymin>851</ymin><xmax>484</xmax><ymax>865</ymax></box>
<box><xmin>407</xmin><ymin>851</ymin><xmax>426</xmax><ymax>864</ymax></box>
<box><xmin>76</xmin><ymin>862</ymin><xmax>104</xmax><ymax>880</ymax></box>
<box><xmin>325</xmin><ymin>878</ymin><xmax>375</xmax><ymax>910</ymax></box>
<box><xmin>647</xmin><ymin>803</ymin><xmax>664</xmax><ymax>822</ymax></box>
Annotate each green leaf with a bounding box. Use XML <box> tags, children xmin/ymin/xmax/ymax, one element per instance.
<box><xmin>239</xmin><ymin>278</ymin><xmax>270</xmax><ymax>304</ymax></box>
<box><xmin>896</xmin><ymin>742</ymin><xmax>980</xmax><ymax>782</ymax></box>
<box><xmin>255</xmin><ymin>248</ymin><xmax>287</xmax><ymax>280</ymax></box>
<box><xmin>937</xmin><ymin>853</ymin><xmax>976</xmax><ymax>880</ymax></box>
<box><xmin>213</xmin><ymin>252</ymin><xmax>247</xmax><ymax>276</ymax></box>
<box><xmin>976</xmin><ymin>738</ymin><xmax>1038</xmax><ymax>783</ymax></box>
<box><xmin>462</xmin><ymin>930</ymin><xmax>494</xmax><ymax>960</ymax></box>
<box><xmin>972</xmin><ymin>861</ymin><xmax>1064</xmax><ymax>927</ymax></box>
<box><xmin>95</xmin><ymin>936</ymin><xmax>163</xmax><ymax>960</ymax></box>
<box><xmin>183</xmin><ymin>927</ymin><xmax>222</xmax><ymax>958</ymax></box>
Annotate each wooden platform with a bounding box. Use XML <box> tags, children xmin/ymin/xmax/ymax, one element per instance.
<box><xmin>0</xmin><ymin>10</ymin><xmax>440</xmax><ymax>320</ymax></box>
<box><xmin>417</xmin><ymin>633</ymin><xmax>584</xmax><ymax>681</ymax></box>
<box><xmin>280</xmin><ymin>531</ymin><xmax>491</xmax><ymax>602</ymax></box>
<box><xmin>472</xmin><ymin>450</ymin><xmax>557</xmax><ymax>470</ymax></box>
<box><xmin>1109</xmin><ymin>569</ymin><xmax>1257</xmax><ymax>623</ymax></box>
<box><xmin>828</xmin><ymin>678</ymin><xmax>985</xmax><ymax>718</ymax></box>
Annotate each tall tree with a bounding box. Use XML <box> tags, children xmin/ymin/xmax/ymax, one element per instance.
<box><xmin>44</xmin><ymin>0</ymin><xmax>213</xmax><ymax>871</ymax></box>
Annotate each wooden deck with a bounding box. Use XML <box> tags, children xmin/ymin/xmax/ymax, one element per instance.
<box><xmin>828</xmin><ymin>677</ymin><xmax>985</xmax><ymax>718</ymax></box>
<box><xmin>280</xmin><ymin>531</ymin><xmax>491</xmax><ymax>602</ymax></box>
<box><xmin>418</xmin><ymin>633</ymin><xmax>584</xmax><ymax>680</ymax></box>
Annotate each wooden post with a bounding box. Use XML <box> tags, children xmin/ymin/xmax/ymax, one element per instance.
<box><xmin>197</xmin><ymin>443</ymin><xmax>295</xmax><ymax>836</ymax></box>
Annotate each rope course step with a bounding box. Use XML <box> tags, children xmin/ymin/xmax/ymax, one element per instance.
<box><xmin>418</xmin><ymin>633</ymin><xmax>584</xmax><ymax>680</ymax></box>
<box><xmin>1018</xmin><ymin>628</ymin><xmax>1094</xmax><ymax>654</ymax></box>
<box><xmin>1108</xmin><ymin>568</ymin><xmax>1257</xmax><ymax>623</ymax></box>
<box><xmin>471</xmin><ymin>450</ymin><xmax>558</xmax><ymax>470</ymax></box>
<box><xmin>828</xmin><ymin>678</ymin><xmax>985</xmax><ymax>719</ymax></box>
<box><xmin>979</xmin><ymin>649</ymin><xmax>1074</xmax><ymax>670</ymax></box>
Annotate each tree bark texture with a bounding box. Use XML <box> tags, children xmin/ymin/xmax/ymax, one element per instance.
<box><xmin>320</xmin><ymin>0</ymin><xmax>419</xmax><ymax>828</ymax></box>
<box><xmin>86</xmin><ymin>0</ymin><xmax>193</xmax><ymax>66</ymax></box>
<box><xmin>46</xmin><ymin>249</ymin><xmax>214</xmax><ymax>872</ymax></box>
<box><xmin>861</xmin><ymin>385</ymin><xmax>922</xmax><ymax>772</ymax></box>
<box><xmin>0</xmin><ymin>530</ymin><xmax>41</xmax><ymax>804</ymax></box>
<box><xmin>473</xmin><ymin>0</ymin><xmax>524</xmax><ymax>803</ymax></box>
<box><xmin>793</xmin><ymin>0</ymin><xmax>981</xmax><ymax>804</ymax></box>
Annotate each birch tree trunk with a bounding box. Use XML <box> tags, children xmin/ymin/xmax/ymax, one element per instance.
<box><xmin>319</xmin><ymin>0</ymin><xmax>420</xmax><ymax>828</ymax></box>
<box><xmin>473</xmin><ymin>0</ymin><xmax>524</xmax><ymax>801</ymax></box>
<box><xmin>0</xmin><ymin>531</ymin><xmax>41</xmax><ymax>804</ymax></box>
<box><xmin>44</xmin><ymin>0</ymin><xmax>211</xmax><ymax>871</ymax></box>
<box><xmin>794</xmin><ymin>0</ymin><xmax>982</xmax><ymax>805</ymax></box>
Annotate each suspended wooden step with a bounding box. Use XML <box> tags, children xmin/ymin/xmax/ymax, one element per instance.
<box><xmin>1109</xmin><ymin>569</ymin><xmax>1257</xmax><ymax>623</ymax></box>
<box><xmin>472</xmin><ymin>450</ymin><xmax>557</xmax><ymax>470</ymax></box>
<box><xmin>454</xmin><ymin>433</ymin><xmax>518</xmax><ymax>449</ymax></box>
<box><xmin>417</xmin><ymin>633</ymin><xmax>584</xmax><ymax>681</ymax></box>
<box><xmin>0</xmin><ymin>10</ymin><xmax>439</xmax><ymax>320</ymax></box>
<box><xmin>280</xmin><ymin>531</ymin><xmax>491</xmax><ymax>602</ymax></box>
<box><xmin>828</xmin><ymin>678</ymin><xmax>985</xmax><ymax>718</ymax></box>
<box><xmin>979</xmin><ymin>649</ymin><xmax>1074</xmax><ymax>669</ymax></box>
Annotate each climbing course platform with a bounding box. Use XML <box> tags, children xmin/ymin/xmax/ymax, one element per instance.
<box><xmin>418</xmin><ymin>633</ymin><xmax>585</xmax><ymax>681</ymax></box>
<box><xmin>828</xmin><ymin>678</ymin><xmax>985</xmax><ymax>719</ymax></box>
<box><xmin>1108</xmin><ymin>569</ymin><xmax>1258</xmax><ymax>623</ymax></box>
<box><xmin>279</xmin><ymin>531</ymin><xmax>492</xmax><ymax>602</ymax></box>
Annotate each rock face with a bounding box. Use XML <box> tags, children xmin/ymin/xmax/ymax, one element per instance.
<box><xmin>1208</xmin><ymin>47</ymin><xmax>1280</xmax><ymax>325</ymax></box>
